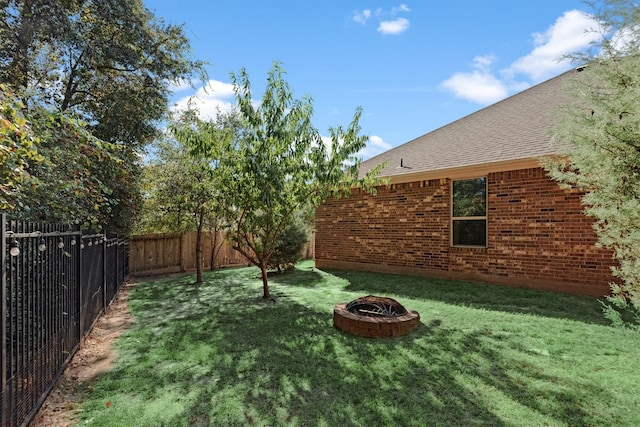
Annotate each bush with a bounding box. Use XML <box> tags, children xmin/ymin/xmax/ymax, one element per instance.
<box><xmin>267</xmin><ymin>219</ymin><xmax>309</xmax><ymax>273</ymax></box>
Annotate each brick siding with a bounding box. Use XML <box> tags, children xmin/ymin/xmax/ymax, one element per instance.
<box><xmin>315</xmin><ymin>167</ymin><xmax>615</xmax><ymax>296</ymax></box>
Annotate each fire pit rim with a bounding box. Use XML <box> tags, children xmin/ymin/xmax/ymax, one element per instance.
<box><xmin>333</xmin><ymin>295</ymin><xmax>420</xmax><ymax>338</ymax></box>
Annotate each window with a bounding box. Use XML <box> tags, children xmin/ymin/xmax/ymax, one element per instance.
<box><xmin>452</xmin><ymin>177</ymin><xmax>487</xmax><ymax>247</ymax></box>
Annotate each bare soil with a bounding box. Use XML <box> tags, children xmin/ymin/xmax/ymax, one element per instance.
<box><xmin>29</xmin><ymin>282</ymin><xmax>136</xmax><ymax>427</ymax></box>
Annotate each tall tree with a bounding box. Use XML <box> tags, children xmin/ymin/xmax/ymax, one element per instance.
<box><xmin>1</xmin><ymin>0</ymin><xmax>205</xmax><ymax>146</ymax></box>
<box><xmin>15</xmin><ymin>106</ymin><xmax>130</xmax><ymax>230</ymax></box>
<box><xmin>137</xmin><ymin>109</ymin><xmax>237</xmax><ymax>284</ymax></box>
<box><xmin>1</xmin><ymin>83</ymin><xmax>126</xmax><ymax>228</ymax></box>
<box><xmin>215</xmin><ymin>62</ymin><xmax>383</xmax><ymax>299</ymax></box>
<box><xmin>1</xmin><ymin>0</ymin><xmax>206</xmax><ymax>232</ymax></box>
<box><xmin>545</xmin><ymin>0</ymin><xmax>640</xmax><ymax>325</ymax></box>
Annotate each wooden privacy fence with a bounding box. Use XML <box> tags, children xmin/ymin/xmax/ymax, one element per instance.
<box><xmin>128</xmin><ymin>231</ymin><xmax>316</xmax><ymax>276</ymax></box>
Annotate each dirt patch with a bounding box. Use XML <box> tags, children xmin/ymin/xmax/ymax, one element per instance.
<box><xmin>29</xmin><ymin>282</ymin><xmax>136</xmax><ymax>427</ymax></box>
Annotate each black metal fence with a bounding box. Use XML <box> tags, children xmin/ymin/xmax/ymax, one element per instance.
<box><xmin>1</xmin><ymin>214</ymin><xmax>129</xmax><ymax>427</ymax></box>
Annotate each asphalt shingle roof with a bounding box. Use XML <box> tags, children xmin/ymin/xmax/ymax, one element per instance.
<box><xmin>360</xmin><ymin>67</ymin><xmax>582</xmax><ymax>178</ymax></box>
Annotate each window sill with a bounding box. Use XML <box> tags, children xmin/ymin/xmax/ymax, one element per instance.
<box><xmin>450</xmin><ymin>245</ymin><xmax>487</xmax><ymax>252</ymax></box>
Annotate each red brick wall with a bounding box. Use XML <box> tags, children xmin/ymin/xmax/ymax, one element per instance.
<box><xmin>315</xmin><ymin>167</ymin><xmax>615</xmax><ymax>296</ymax></box>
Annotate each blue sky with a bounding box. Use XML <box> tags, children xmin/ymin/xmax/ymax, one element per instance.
<box><xmin>145</xmin><ymin>1</ymin><xmax>600</xmax><ymax>160</ymax></box>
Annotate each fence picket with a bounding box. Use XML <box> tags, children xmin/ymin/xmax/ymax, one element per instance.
<box><xmin>128</xmin><ymin>231</ymin><xmax>251</xmax><ymax>276</ymax></box>
<box><xmin>0</xmin><ymin>214</ymin><xmax>129</xmax><ymax>427</ymax></box>
<box><xmin>128</xmin><ymin>231</ymin><xmax>315</xmax><ymax>276</ymax></box>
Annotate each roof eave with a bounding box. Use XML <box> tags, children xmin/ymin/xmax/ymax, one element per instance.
<box><xmin>384</xmin><ymin>157</ymin><xmax>548</xmax><ymax>184</ymax></box>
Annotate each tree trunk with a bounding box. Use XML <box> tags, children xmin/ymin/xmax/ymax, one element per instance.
<box><xmin>196</xmin><ymin>236</ymin><xmax>203</xmax><ymax>284</ymax></box>
<box><xmin>195</xmin><ymin>216</ymin><xmax>204</xmax><ymax>285</ymax></box>
<box><xmin>260</xmin><ymin>264</ymin><xmax>270</xmax><ymax>299</ymax></box>
<box><xmin>209</xmin><ymin>230</ymin><xmax>217</xmax><ymax>270</ymax></box>
<box><xmin>209</xmin><ymin>229</ymin><xmax>224</xmax><ymax>271</ymax></box>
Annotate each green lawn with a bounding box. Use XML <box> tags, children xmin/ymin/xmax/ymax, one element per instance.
<box><xmin>78</xmin><ymin>260</ymin><xmax>640</xmax><ymax>426</ymax></box>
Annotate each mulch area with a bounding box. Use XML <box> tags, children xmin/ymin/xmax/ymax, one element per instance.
<box><xmin>29</xmin><ymin>282</ymin><xmax>135</xmax><ymax>426</ymax></box>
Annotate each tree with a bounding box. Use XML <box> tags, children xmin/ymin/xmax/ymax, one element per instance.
<box><xmin>545</xmin><ymin>0</ymin><xmax>640</xmax><ymax>325</ymax></box>
<box><xmin>0</xmin><ymin>84</ymin><xmax>42</xmax><ymax>210</ymax></box>
<box><xmin>213</xmin><ymin>62</ymin><xmax>383</xmax><ymax>299</ymax></box>
<box><xmin>15</xmin><ymin>106</ymin><xmax>130</xmax><ymax>231</ymax></box>
<box><xmin>2</xmin><ymin>0</ymin><xmax>205</xmax><ymax>146</ymax></box>
<box><xmin>1</xmin><ymin>0</ymin><xmax>206</xmax><ymax>232</ymax></box>
<box><xmin>1</xmin><ymin>84</ymin><xmax>128</xmax><ymax>229</ymax></box>
<box><xmin>137</xmin><ymin>109</ymin><xmax>237</xmax><ymax>285</ymax></box>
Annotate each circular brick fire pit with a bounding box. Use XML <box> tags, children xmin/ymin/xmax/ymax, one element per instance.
<box><xmin>333</xmin><ymin>295</ymin><xmax>420</xmax><ymax>338</ymax></box>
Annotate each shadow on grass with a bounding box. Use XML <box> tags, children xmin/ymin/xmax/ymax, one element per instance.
<box><xmin>80</xmin><ymin>267</ymin><xmax>619</xmax><ymax>427</ymax></box>
<box><xmin>321</xmin><ymin>268</ymin><xmax>609</xmax><ymax>326</ymax></box>
<box><xmin>265</xmin><ymin>267</ymin><xmax>326</xmax><ymax>289</ymax></box>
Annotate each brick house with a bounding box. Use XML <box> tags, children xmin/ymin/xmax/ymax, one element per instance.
<box><xmin>315</xmin><ymin>67</ymin><xmax>615</xmax><ymax>297</ymax></box>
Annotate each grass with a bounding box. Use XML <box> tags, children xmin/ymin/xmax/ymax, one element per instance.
<box><xmin>77</xmin><ymin>260</ymin><xmax>640</xmax><ymax>426</ymax></box>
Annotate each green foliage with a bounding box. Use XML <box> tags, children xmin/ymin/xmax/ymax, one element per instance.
<box><xmin>545</xmin><ymin>0</ymin><xmax>640</xmax><ymax>326</ymax></box>
<box><xmin>0</xmin><ymin>84</ymin><xmax>42</xmax><ymax>210</ymax></box>
<box><xmin>137</xmin><ymin>138</ymin><xmax>216</xmax><ymax>234</ymax></box>
<box><xmin>214</xmin><ymin>61</ymin><xmax>384</xmax><ymax>298</ymax></box>
<box><xmin>136</xmin><ymin>108</ymin><xmax>239</xmax><ymax>282</ymax></box>
<box><xmin>14</xmin><ymin>106</ymin><xmax>133</xmax><ymax>231</ymax></box>
<box><xmin>601</xmin><ymin>298</ymin><xmax>640</xmax><ymax>332</ymax></box>
<box><xmin>266</xmin><ymin>215</ymin><xmax>309</xmax><ymax>272</ymax></box>
<box><xmin>1</xmin><ymin>0</ymin><xmax>206</xmax><ymax>232</ymax></box>
<box><xmin>1</xmin><ymin>0</ymin><xmax>206</xmax><ymax>147</ymax></box>
<box><xmin>1</xmin><ymin>85</ymin><xmax>133</xmax><ymax>230</ymax></box>
<box><xmin>137</xmin><ymin>108</ymin><xmax>239</xmax><ymax>235</ymax></box>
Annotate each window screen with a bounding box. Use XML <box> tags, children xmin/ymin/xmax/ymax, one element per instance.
<box><xmin>452</xmin><ymin>177</ymin><xmax>487</xmax><ymax>246</ymax></box>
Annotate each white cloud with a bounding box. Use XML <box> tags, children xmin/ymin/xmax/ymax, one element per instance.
<box><xmin>167</xmin><ymin>78</ymin><xmax>192</xmax><ymax>93</ymax></box>
<box><xmin>508</xmin><ymin>10</ymin><xmax>600</xmax><ymax>81</ymax></box>
<box><xmin>441</xmin><ymin>55</ymin><xmax>509</xmax><ymax>104</ymax></box>
<box><xmin>442</xmin><ymin>9</ymin><xmax>600</xmax><ymax>105</ymax></box>
<box><xmin>353</xmin><ymin>9</ymin><xmax>372</xmax><ymax>25</ymax></box>
<box><xmin>392</xmin><ymin>4</ymin><xmax>410</xmax><ymax>14</ymax></box>
<box><xmin>171</xmin><ymin>79</ymin><xmax>236</xmax><ymax>120</ymax></box>
<box><xmin>441</xmin><ymin>71</ymin><xmax>509</xmax><ymax>105</ymax></box>
<box><xmin>378</xmin><ymin>18</ymin><xmax>410</xmax><ymax>35</ymax></box>
<box><xmin>320</xmin><ymin>135</ymin><xmax>333</xmax><ymax>152</ymax></box>
<box><xmin>608</xmin><ymin>25</ymin><xmax>640</xmax><ymax>55</ymax></box>
<box><xmin>203</xmin><ymin>80</ymin><xmax>236</xmax><ymax>98</ymax></box>
<box><xmin>354</xmin><ymin>5</ymin><xmax>410</xmax><ymax>35</ymax></box>
<box><xmin>472</xmin><ymin>54</ymin><xmax>496</xmax><ymax>71</ymax></box>
<box><xmin>359</xmin><ymin>135</ymin><xmax>393</xmax><ymax>160</ymax></box>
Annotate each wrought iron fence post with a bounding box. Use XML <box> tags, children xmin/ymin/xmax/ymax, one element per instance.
<box><xmin>115</xmin><ymin>236</ymin><xmax>121</xmax><ymax>294</ymax></box>
<box><xmin>102</xmin><ymin>236</ymin><xmax>107</xmax><ymax>310</ymax></box>
<box><xmin>77</xmin><ymin>231</ymin><xmax>83</xmax><ymax>343</ymax></box>
<box><xmin>116</xmin><ymin>237</ymin><xmax>120</xmax><ymax>292</ymax></box>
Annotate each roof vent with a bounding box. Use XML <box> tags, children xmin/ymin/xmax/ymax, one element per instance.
<box><xmin>396</xmin><ymin>158</ymin><xmax>412</xmax><ymax>169</ymax></box>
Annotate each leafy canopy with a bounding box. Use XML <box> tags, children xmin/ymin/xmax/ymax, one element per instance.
<box><xmin>545</xmin><ymin>0</ymin><xmax>640</xmax><ymax>325</ymax></box>
<box><xmin>1</xmin><ymin>0</ymin><xmax>206</xmax><ymax>232</ymax></box>
<box><xmin>0</xmin><ymin>84</ymin><xmax>42</xmax><ymax>210</ymax></box>
<box><xmin>137</xmin><ymin>108</ymin><xmax>242</xmax><ymax>234</ymax></box>
<box><xmin>206</xmin><ymin>61</ymin><xmax>384</xmax><ymax>298</ymax></box>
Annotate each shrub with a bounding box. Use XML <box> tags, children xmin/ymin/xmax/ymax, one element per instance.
<box><xmin>267</xmin><ymin>219</ymin><xmax>309</xmax><ymax>273</ymax></box>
